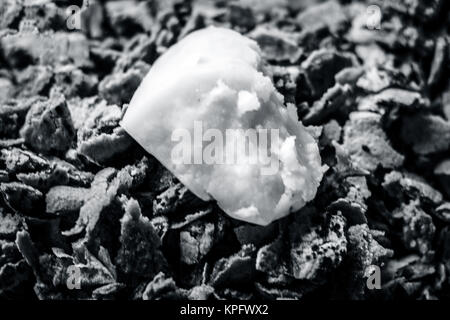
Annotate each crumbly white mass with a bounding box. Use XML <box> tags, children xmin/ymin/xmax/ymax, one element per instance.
<box><xmin>121</xmin><ymin>27</ymin><xmax>326</xmax><ymax>225</ymax></box>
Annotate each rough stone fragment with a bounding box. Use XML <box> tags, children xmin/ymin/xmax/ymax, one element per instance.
<box><xmin>392</xmin><ymin>201</ymin><xmax>436</xmax><ymax>255</ymax></box>
<box><xmin>77</xmin><ymin>127</ymin><xmax>134</xmax><ymax>164</ymax></box>
<box><xmin>288</xmin><ymin>213</ymin><xmax>347</xmax><ymax>280</ymax></box>
<box><xmin>383</xmin><ymin>171</ymin><xmax>443</xmax><ymax>206</ymax></box>
<box><xmin>297</xmin><ymin>48</ymin><xmax>355</xmax><ymax>102</ymax></box>
<box><xmin>400</xmin><ymin>114</ymin><xmax>450</xmax><ymax>155</ymax></box>
<box><xmin>343</xmin><ymin>224</ymin><xmax>393</xmax><ymax>299</ymax></box>
<box><xmin>99</xmin><ymin>62</ymin><xmax>150</xmax><ymax>106</ymax></box>
<box><xmin>142</xmin><ymin>272</ymin><xmax>188</xmax><ymax>300</ymax></box>
<box><xmin>233</xmin><ymin>223</ymin><xmax>277</xmax><ymax>247</ymax></box>
<box><xmin>303</xmin><ymin>83</ymin><xmax>352</xmax><ymax>125</ymax></box>
<box><xmin>357</xmin><ymin>89</ymin><xmax>427</xmax><ymax>114</ymax></box>
<box><xmin>0</xmin><ymin>97</ymin><xmax>43</xmax><ymax>139</ymax></box>
<box><xmin>249</xmin><ymin>26</ymin><xmax>302</xmax><ymax>64</ymax></box>
<box><xmin>0</xmin><ymin>32</ymin><xmax>91</xmax><ymax>68</ymax></box>
<box><xmin>52</xmin><ymin>65</ymin><xmax>98</xmax><ymax>99</ymax></box>
<box><xmin>45</xmin><ymin>186</ymin><xmax>90</xmax><ymax>215</ymax></box>
<box><xmin>115</xmin><ymin>198</ymin><xmax>167</xmax><ymax>283</ymax></box>
<box><xmin>210</xmin><ymin>244</ymin><xmax>256</xmax><ymax>287</ymax></box>
<box><xmin>20</xmin><ymin>96</ymin><xmax>76</xmax><ymax>155</ymax></box>
<box><xmin>342</xmin><ymin>111</ymin><xmax>404</xmax><ymax>171</ymax></box>
<box><xmin>0</xmin><ymin>182</ymin><xmax>43</xmax><ymax>215</ymax></box>
<box><xmin>257</xmin><ymin>212</ymin><xmax>347</xmax><ymax>282</ymax></box>
<box><xmin>296</xmin><ymin>0</ymin><xmax>348</xmax><ymax>34</ymax></box>
<box><xmin>14</xmin><ymin>65</ymin><xmax>53</xmax><ymax>98</ymax></box>
<box><xmin>0</xmin><ymin>148</ymin><xmax>49</xmax><ymax>174</ymax></box>
<box><xmin>179</xmin><ymin>221</ymin><xmax>214</xmax><ymax>265</ymax></box>
<box><xmin>0</xmin><ymin>212</ymin><xmax>22</xmax><ymax>240</ymax></box>
<box><xmin>105</xmin><ymin>0</ymin><xmax>152</xmax><ymax>36</ymax></box>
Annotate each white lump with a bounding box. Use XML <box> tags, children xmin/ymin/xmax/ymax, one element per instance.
<box><xmin>121</xmin><ymin>27</ymin><xmax>326</xmax><ymax>225</ymax></box>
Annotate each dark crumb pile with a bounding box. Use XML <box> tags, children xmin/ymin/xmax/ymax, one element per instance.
<box><xmin>1</xmin><ymin>0</ymin><xmax>450</xmax><ymax>300</ymax></box>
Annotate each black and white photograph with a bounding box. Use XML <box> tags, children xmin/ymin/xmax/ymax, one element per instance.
<box><xmin>0</xmin><ymin>0</ymin><xmax>449</xmax><ymax>307</ymax></box>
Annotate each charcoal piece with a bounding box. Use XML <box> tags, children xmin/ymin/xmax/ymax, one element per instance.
<box><xmin>0</xmin><ymin>97</ymin><xmax>43</xmax><ymax>139</ymax></box>
<box><xmin>14</xmin><ymin>65</ymin><xmax>53</xmax><ymax>98</ymax></box>
<box><xmin>68</xmin><ymin>97</ymin><xmax>122</xmax><ymax>132</ymax></box>
<box><xmin>249</xmin><ymin>26</ymin><xmax>302</xmax><ymax>64</ymax></box>
<box><xmin>1</xmin><ymin>32</ymin><xmax>91</xmax><ymax>68</ymax></box>
<box><xmin>303</xmin><ymin>83</ymin><xmax>352</xmax><ymax>125</ymax></box>
<box><xmin>115</xmin><ymin>198</ymin><xmax>167</xmax><ymax>284</ymax></box>
<box><xmin>77</xmin><ymin>127</ymin><xmax>134</xmax><ymax>164</ymax></box>
<box><xmin>142</xmin><ymin>272</ymin><xmax>188</xmax><ymax>300</ymax></box>
<box><xmin>92</xmin><ymin>283</ymin><xmax>125</xmax><ymax>300</ymax></box>
<box><xmin>288</xmin><ymin>213</ymin><xmax>347</xmax><ymax>281</ymax></box>
<box><xmin>65</xmin><ymin>160</ymin><xmax>149</xmax><ymax>240</ymax></box>
<box><xmin>187</xmin><ymin>284</ymin><xmax>214</xmax><ymax>300</ymax></box>
<box><xmin>20</xmin><ymin>95</ymin><xmax>76</xmax><ymax>155</ymax></box>
<box><xmin>170</xmin><ymin>207</ymin><xmax>212</xmax><ymax>230</ymax></box>
<box><xmin>344</xmin><ymin>176</ymin><xmax>371</xmax><ymax>209</ymax></box>
<box><xmin>99</xmin><ymin>62</ymin><xmax>150</xmax><ymax>106</ymax></box>
<box><xmin>45</xmin><ymin>186</ymin><xmax>90</xmax><ymax>215</ymax></box>
<box><xmin>0</xmin><ymin>147</ymin><xmax>49</xmax><ymax>174</ymax></box>
<box><xmin>52</xmin><ymin>65</ymin><xmax>98</xmax><ymax>99</ymax></box>
<box><xmin>392</xmin><ymin>201</ymin><xmax>436</xmax><ymax>255</ymax></box>
<box><xmin>379</xmin><ymin>0</ymin><xmax>443</xmax><ymax>23</ymax></box>
<box><xmin>0</xmin><ymin>260</ymin><xmax>33</xmax><ymax>299</ymax></box>
<box><xmin>357</xmin><ymin>89</ymin><xmax>427</xmax><ymax>114</ymax></box>
<box><xmin>0</xmin><ymin>182</ymin><xmax>43</xmax><ymax>215</ymax></box>
<box><xmin>105</xmin><ymin>0</ymin><xmax>152</xmax><ymax>37</ymax></box>
<box><xmin>179</xmin><ymin>220</ymin><xmax>214</xmax><ymax>265</ymax></box>
<box><xmin>342</xmin><ymin>111</ymin><xmax>404</xmax><ymax>172</ymax></box>
<box><xmin>340</xmin><ymin>224</ymin><xmax>393</xmax><ymax>299</ymax></box>
<box><xmin>400</xmin><ymin>113</ymin><xmax>450</xmax><ymax>155</ymax></box>
<box><xmin>233</xmin><ymin>223</ymin><xmax>278</xmax><ymax>247</ymax></box>
<box><xmin>268</xmin><ymin>65</ymin><xmax>300</xmax><ymax>104</ymax></box>
<box><xmin>153</xmin><ymin>182</ymin><xmax>206</xmax><ymax>216</ymax></box>
<box><xmin>382</xmin><ymin>171</ymin><xmax>443</xmax><ymax>206</ymax></box>
<box><xmin>327</xmin><ymin>199</ymin><xmax>367</xmax><ymax>226</ymax></box>
<box><xmin>356</xmin><ymin>67</ymin><xmax>409</xmax><ymax>94</ymax></box>
<box><xmin>296</xmin><ymin>0</ymin><xmax>348</xmax><ymax>35</ymax></box>
<box><xmin>16</xmin><ymin>163</ymin><xmax>91</xmax><ymax>192</ymax></box>
<box><xmin>297</xmin><ymin>49</ymin><xmax>355</xmax><ymax>102</ymax></box>
<box><xmin>0</xmin><ymin>240</ymin><xmax>21</xmax><ymax>267</ymax></box>
<box><xmin>115</xmin><ymin>35</ymin><xmax>157</xmax><ymax>72</ymax></box>
<box><xmin>0</xmin><ymin>212</ymin><xmax>22</xmax><ymax>240</ymax></box>
<box><xmin>150</xmin><ymin>215</ymin><xmax>169</xmax><ymax>240</ymax></box>
<box><xmin>210</xmin><ymin>244</ymin><xmax>256</xmax><ymax>287</ymax></box>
